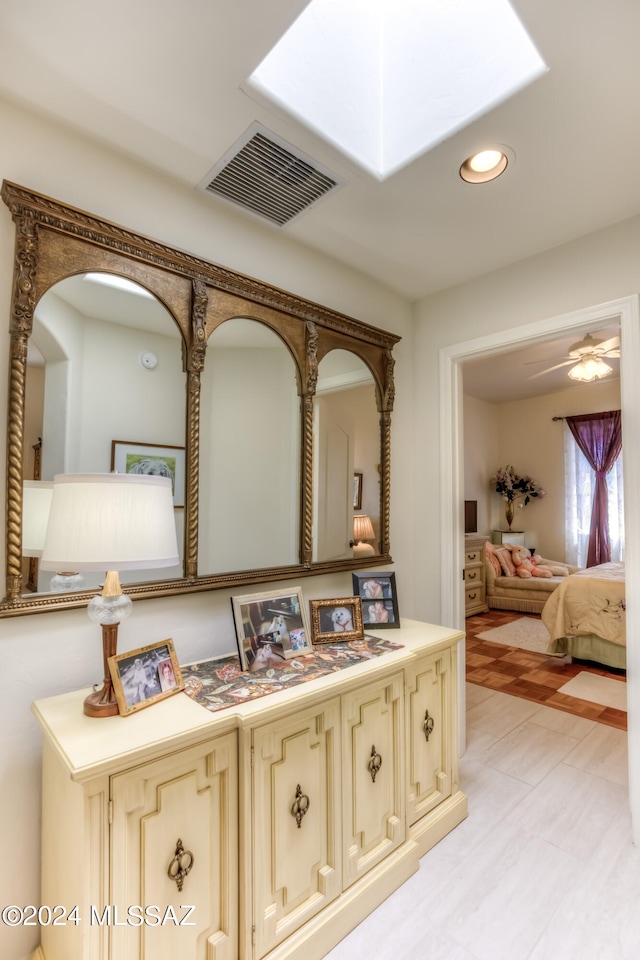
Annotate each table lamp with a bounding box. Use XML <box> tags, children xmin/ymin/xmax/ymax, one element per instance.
<box><xmin>40</xmin><ymin>473</ymin><xmax>179</xmax><ymax>718</ymax></box>
<box><xmin>351</xmin><ymin>514</ymin><xmax>376</xmax><ymax>557</ymax></box>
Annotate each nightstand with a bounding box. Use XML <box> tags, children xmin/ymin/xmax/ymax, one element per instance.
<box><xmin>464</xmin><ymin>535</ymin><xmax>489</xmax><ymax>616</ymax></box>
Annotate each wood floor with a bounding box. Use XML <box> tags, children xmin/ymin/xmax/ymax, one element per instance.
<box><xmin>466</xmin><ymin>609</ymin><xmax>627</xmax><ymax>731</ymax></box>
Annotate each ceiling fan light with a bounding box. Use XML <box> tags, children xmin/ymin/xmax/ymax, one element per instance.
<box><xmin>568</xmin><ymin>356</ymin><xmax>613</xmax><ymax>382</ymax></box>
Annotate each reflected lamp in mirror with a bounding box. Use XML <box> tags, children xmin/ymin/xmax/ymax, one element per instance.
<box><xmin>22</xmin><ymin>480</ymin><xmax>53</xmax><ymax>557</ymax></box>
<box><xmin>351</xmin><ymin>514</ymin><xmax>376</xmax><ymax>558</ymax></box>
<box><xmin>40</xmin><ymin>473</ymin><xmax>179</xmax><ymax>718</ymax></box>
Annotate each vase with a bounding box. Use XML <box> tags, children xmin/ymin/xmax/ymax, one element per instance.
<box><xmin>505</xmin><ymin>500</ymin><xmax>514</xmax><ymax>530</ymax></box>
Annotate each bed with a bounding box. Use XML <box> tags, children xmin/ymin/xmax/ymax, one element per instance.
<box><xmin>541</xmin><ymin>561</ymin><xmax>626</xmax><ymax>669</ymax></box>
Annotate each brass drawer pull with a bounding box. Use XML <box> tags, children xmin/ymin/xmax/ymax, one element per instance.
<box><xmin>291</xmin><ymin>783</ymin><xmax>310</xmax><ymax>828</ymax></box>
<box><xmin>423</xmin><ymin>709</ymin><xmax>435</xmax><ymax>742</ymax></box>
<box><xmin>167</xmin><ymin>838</ymin><xmax>194</xmax><ymax>892</ymax></box>
<box><xmin>368</xmin><ymin>745</ymin><xmax>382</xmax><ymax>782</ymax></box>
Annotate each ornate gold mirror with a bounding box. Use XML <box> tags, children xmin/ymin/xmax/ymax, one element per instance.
<box><xmin>1</xmin><ymin>181</ymin><xmax>398</xmax><ymax>616</ymax></box>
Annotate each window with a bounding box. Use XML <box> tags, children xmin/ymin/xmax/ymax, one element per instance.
<box><xmin>564</xmin><ymin>424</ymin><xmax>624</xmax><ymax>568</ymax></box>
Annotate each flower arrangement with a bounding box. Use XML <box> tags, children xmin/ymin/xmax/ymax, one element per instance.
<box><xmin>491</xmin><ymin>465</ymin><xmax>545</xmax><ymax>507</ymax></box>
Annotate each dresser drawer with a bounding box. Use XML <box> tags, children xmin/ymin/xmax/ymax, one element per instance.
<box><xmin>464</xmin><ymin>565</ymin><xmax>482</xmax><ymax>586</ymax></box>
<box><xmin>465</xmin><ymin>583</ymin><xmax>486</xmax><ymax>613</ymax></box>
<box><xmin>464</xmin><ymin>547</ymin><xmax>483</xmax><ymax>566</ymax></box>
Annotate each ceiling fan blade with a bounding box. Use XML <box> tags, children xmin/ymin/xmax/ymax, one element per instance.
<box><xmin>526</xmin><ymin>359</ymin><xmax>576</xmax><ymax>380</ymax></box>
<box><xmin>524</xmin><ymin>355</ymin><xmax>569</xmax><ymax>366</ymax></box>
<box><xmin>597</xmin><ymin>335</ymin><xmax>620</xmax><ymax>354</ymax></box>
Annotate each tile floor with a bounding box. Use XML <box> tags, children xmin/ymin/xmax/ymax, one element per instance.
<box><xmin>324</xmin><ymin>683</ymin><xmax>636</xmax><ymax>960</ymax></box>
<box><xmin>466</xmin><ymin>610</ymin><xmax>627</xmax><ymax>731</ymax></box>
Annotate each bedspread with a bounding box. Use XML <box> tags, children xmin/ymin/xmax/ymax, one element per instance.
<box><xmin>541</xmin><ymin>561</ymin><xmax>626</xmax><ymax>647</ymax></box>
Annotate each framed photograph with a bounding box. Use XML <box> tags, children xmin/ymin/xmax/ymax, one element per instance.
<box><xmin>353</xmin><ymin>472</ymin><xmax>363</xmax><ymax>509</ymax></box>
<box><xmin>111</xmin><ymin>440</ymin><xmax>185</xmax><ymax>507</ymax></box>
<box><xmin>108</xmin><ymin>639</ymin><xmax>184</xmax><ymax>716</ymax></box>
<box><xmin>352</xmin><ymin>572</ymin><xmax>400</xmax><ymax>628</ymax></box>
<box><xmin>231</xmin><ymin>586</ymin><xmax>312</xmax><ymax>671</ymax></box>
<box><xmin>309</xmin><ymin>597</ymin><xmax>365</xmax><ymax>643</ymax></box>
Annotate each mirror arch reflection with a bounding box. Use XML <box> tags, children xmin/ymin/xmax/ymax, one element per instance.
<box><xmin>24</xmin><ymin>273</ymin><xmax>186</xmax><ymax>594</ymax></box>
<box><xmin>313</xmin><ymin>350</ymin><xmax>380</xmax><ymax>562</ymax></box>
<box><xmin>199</xmin><ymin>318</ymin><xmax>301</xmax><ymax>575</ymax></box>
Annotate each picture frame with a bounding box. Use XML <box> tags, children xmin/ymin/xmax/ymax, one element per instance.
<box><xmin>353</xmin><ymin>471</ymin><xmax>363</xmax><ymax>510</ymax></box>
<box><xmin>310</xmin><ymin>597</ymin><xmax>365</xmax><ymax>643</ymax></box>
<box><xmin>231</xmin><ymin>586</ymin><xmax>313</xmax><ymax>671</ymax></box>
<box><xmin>111</xmin><ymin>440</ymin><xmax>185</xmax><ymax>507</ymax></box>
<box><xmin>352</xmin><ymin>572</ymin><xmax>400</xmax><ymax>628</ymax></box>
<box><xmin>108</xmin><ymin>639</ymin><xmax>184</xmax><ymax>716</ymax></box>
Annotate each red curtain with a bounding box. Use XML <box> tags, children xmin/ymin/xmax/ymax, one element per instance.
<box><xmin>566</xmin><ymin>410</ymin><xmax>622</xmax><ymax>567</ymax></box>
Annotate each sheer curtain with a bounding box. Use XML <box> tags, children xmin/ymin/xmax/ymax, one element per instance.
<box><xmin>564</xmin><ymin>423</ymin><xmax>624</xmax><ymax>568</ymax></box>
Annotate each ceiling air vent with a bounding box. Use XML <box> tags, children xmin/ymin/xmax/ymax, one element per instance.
<box><xmin>200</xmin><ymin>123</ymin><xmax>341</xmax><ymax>226</ymax></box>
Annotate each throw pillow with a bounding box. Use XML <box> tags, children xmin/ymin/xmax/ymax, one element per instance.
<box><xmin>495</xmin><ymin>546</ymin><xmax>516</xmax><ymax>577</ymax></box>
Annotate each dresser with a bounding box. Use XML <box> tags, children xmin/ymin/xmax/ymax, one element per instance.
<box><xmin>31</xmin><ymin>619</ymin><xmax>467</xmax><ymax>960</ymax></box>
<box><xmin>464</xmin><ymin>535</ymin><xmax>489</xmax><ymax>616</ymax></box>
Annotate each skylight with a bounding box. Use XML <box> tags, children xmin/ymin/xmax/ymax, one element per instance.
<box><xmin>246</xmin><ymin>0</ymin><xmax>547</xmax><ymax>179</ymax></box>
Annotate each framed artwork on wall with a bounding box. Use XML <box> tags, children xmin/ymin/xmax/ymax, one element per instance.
<box><xmin>111</xmin><ymin>440</ymin><xmax>185</xmax><ymax>507</ymax></box>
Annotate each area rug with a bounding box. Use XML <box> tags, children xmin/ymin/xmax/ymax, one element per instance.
<box><xmin>557</xmin><ymin>672</ymin><xmax>627</xmax><ymax>712</ymax></box>
<box><xmin>476</xmin><ymin>616</ymin><xmax>556</xmax><ymax>655</ymax></box>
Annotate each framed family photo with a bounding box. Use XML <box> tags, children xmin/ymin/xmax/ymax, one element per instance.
<box><xmin>309</xmin><ymin>597</ymin><xmax>365</xmax><ymax>643</ymax></box>
<box><xmin>231</xmin><ymin>586</ymin><xmax>313</xmax><ymax>672</ymax></box>
<box><xmin>111</xmin><ymin>440</ymin><xmax>186</xmax><ymax>507</ymax></box>
<box><xmin>108</xmin><ymin>639</ymin><xmax>184</xmax><ymax>716</ymax></box>
<box><xmin>352</xmin><ymin>572</ymin><xmax>400</xmax><ymax>628</ymax></box>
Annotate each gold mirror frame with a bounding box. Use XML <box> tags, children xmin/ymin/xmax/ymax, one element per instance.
<box><xmin>1</xmin><ymin>181</ymin><xmax>399</xmax><ymax>616</ymax></box>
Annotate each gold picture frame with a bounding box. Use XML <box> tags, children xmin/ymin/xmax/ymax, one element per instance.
<box><xmin>309</xmin><ymin>597</ymin><xmax>365</xmax><ymax>643</ymax></box>
<box><xmin>108</xmin><ymin>639</ymin><xmax>183</xmax><ymax>716</ymax></box>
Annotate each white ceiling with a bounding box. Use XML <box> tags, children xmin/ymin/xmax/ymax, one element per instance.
<box><xmin>2</xmin><ymin>0</ymin><xmax>640</xmax><ymax>305</ymax></box>
<box><xmin>461</xmin><ymin>323</ymin><xmax>621</xmax><ymax>403</ymax></box>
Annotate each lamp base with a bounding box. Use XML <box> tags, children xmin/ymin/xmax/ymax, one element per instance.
<box><xmin>84</xmin><ymin>683</ymin><xmax>119</xmax><ymax>718</ymax></box>
<box><xmin>352</xmin><ymin>541</ymin><xmax>376</xmax><ymax>558</ymax></box>
<box><xmin>84</xmin><ymin>621</ymin><xmax>121</xmax><ymax>718</ymax></box>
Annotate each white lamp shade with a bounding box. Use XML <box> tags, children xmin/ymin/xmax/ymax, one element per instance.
<box><xmin>40</xmin><ymin>473</ymin><xmax>179</xmax><ymax>571</ymax></box>
<box><xmin>22</xmin><ymin>480</ymin><xmax>54</xmax><ymax>557</ymax></box>
<box><xmin>353</xmin><ymin>514</ymin><xmax>375</xmax><ymax>541</ymax></box>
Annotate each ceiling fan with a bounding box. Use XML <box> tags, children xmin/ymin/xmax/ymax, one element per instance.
<box><xmin>526</xmin><ymin>332</ymin><xmax>621</xmax><ymax>382</ymax></box>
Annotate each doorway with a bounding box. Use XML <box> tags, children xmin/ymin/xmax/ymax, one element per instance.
<box><xmin>439</xmin><ymin>294</ymin><xmax>640</xmax><ymax>843</ymax></box>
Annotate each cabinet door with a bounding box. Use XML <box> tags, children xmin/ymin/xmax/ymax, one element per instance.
<box><xmin>110</xmin><ymin>732</ymin><xmax>237</xmax><ymax>960</ymax></box>
<box><xmin>252</xmin><ymin>697</ymin><xmax>341</xmax><ymax>958</ymax></box>
<box><xmin>342</xmin><ymin>673</ymin><xmax>405</xmax><ymax>888</ymax></box>
<box><xmin>406</xmin><ymin>649</ymin><xmax>452</xmax><ymax>825</ymax></box>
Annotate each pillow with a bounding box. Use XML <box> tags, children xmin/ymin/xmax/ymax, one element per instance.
<box><xmin>494</xmin><ymin>546</ymin><xmax>516</xmax><ymax>577</ymax></box>
<box><xmin>485</xmin><ymin>549</ymin><xmax>501</xmax><ymax>578</ymax></box>
<box><xmin>536</xmin><ymin>557</ymin><xmax>570</xmax><ymax>577</ymax></box>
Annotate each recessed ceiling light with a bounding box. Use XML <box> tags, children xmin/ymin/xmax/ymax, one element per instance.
<box><xmin>460</xmin><ymin>149</ymin><xmax>509</xmax><ymax>183</ymax></box>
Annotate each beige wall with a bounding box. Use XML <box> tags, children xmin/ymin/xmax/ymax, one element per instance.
<box><xmin>463</xmin><ymin>379</ymin><xmax>622</xmax><ymax>560</ymax></box>
<box><xmin>0</xmin><ymin>98</ymin><xmax>413</xmax><ymax>960</ymax></box>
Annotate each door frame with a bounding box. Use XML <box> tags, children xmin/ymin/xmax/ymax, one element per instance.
<box><xmin>439</xmin><ymin>294</ymin><xmax>640</xmax><ymax>842</ymax></box>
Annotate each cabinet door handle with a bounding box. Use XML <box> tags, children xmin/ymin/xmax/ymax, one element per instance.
<box><xmin>368</xmin><ymin>744</ymin><xmax>382</xmax><ymax>782</ymax></box>
<box><xmin>167</xmin><ymin>838</ymin><xmax>194</xmax><ymax>892</ymax></box>
<box><xmin>291</xmin><ymin>783</ymin><xmax>310</xmax><ymax>828</ymax></box>
<box><xmin>423</xmin><ymin>709</ymin><xmax>435</xmax><ymax>742</ymax></box>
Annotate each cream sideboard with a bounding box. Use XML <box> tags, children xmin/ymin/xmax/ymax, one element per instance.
<box><xmin>31</xmin><ymin>619</ymin><xmax>467</xmax><ymax>960</ymax></box>
<box><xmin>464</xmin><ymin>535</ymin><xmax>489</xmax><ymax>616</ymax></box>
